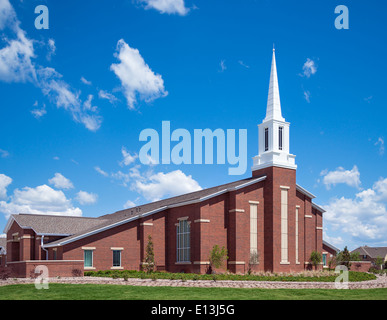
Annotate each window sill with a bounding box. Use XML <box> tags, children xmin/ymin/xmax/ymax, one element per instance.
<box><xmin>175</xmin><ymin>262</ymin><xmax>191</xmax><ymax>265</ymax></box>
<box><xmin>111</xmin><ymin>266</ymin><xmax>123</xmax><ymax>270</ymax></box>
<box><xmin>84</xmin><ymin>267</ymin><xmax>95</xmax><ymax>270</ymax></box>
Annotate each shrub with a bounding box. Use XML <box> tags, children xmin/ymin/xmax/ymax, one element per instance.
<box><xmin>0</xmin><ymin>267</ymin><xmax>11</xmax><ymax>280</ymax></box>
<box><xmin>208</xmin><ymin>245</ymin><xmax>228</xmax><ymax>274</ymax></box>
<box><xmin>310</xmin><ymin>251</ymin><xmax>322</xmax><ymax>270</ymax></box>
<box><xmin>72</xmin><ymin>269</ymin><xmax>83</xmax><ymax>277</ymax></box>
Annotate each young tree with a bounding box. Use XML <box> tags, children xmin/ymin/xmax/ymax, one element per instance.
<box><xmin>340</xmin><ymin>246</ymin><xmax>352</xmax><ymax>269</ymax></box>
<box><xmin>310</xmin><ymin>251</ymin><xmax>322</xmax><ymax>270</ymax></box>
<box><xmin>207</xmin><ymin>245</ymin><xmax>228</xmax><ymax>274</ymax></box>
<box><xmin>350</xmin><ymin>251</ymin><xmax>361</xmax><ymax>262</ymax></box>
<box><xmin>375</xmin><ymin>256</ymin><xmax>384</xmax><ymax>270</ymax></box>
<box><xmin>143</xmin><ymin>235</ymin><xmax>155</xmax><ymax>273</ymax></box>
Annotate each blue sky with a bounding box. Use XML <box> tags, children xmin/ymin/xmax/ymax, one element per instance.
<box><xmin>0</xmin><ymin>0</ymin><xmax>386</xmax><ymax>250</ymax></box>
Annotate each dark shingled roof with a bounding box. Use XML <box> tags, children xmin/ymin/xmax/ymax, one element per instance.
<box><xmin>44</xmin><ymin>175</ymin><xmax>266</xmax><ymax>247</ymax></box>
<box><xmin>351</xmin><ymin>246</ymin><xmax>387</xmax><ymax>259</ymax></box>
<box><xmin>10</xmin><ymin>214</ymin><xmax>109</xmax><ymax>236</ymax></box>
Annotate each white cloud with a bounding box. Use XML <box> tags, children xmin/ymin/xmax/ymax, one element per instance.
<box><xmin>303</xmin><ymin>90</ymin><xmax>311</xmax><ymax>103</ymax></box>
<box><xmin>76</xmin><ymin>190</ymin><xmax>98</xmax><ymax>205</ymax></box>
<box><xmin>141</xmin><ymin>0</ymin><xmax>189</xmax><ymax>15</ymax></box>
<box><xmin>375</xmin><ymin>137</ymin><xmax>385</xmax><ymax>155</ymax></box>
<box><xmin>238</xmin><ymin>60</ymin><xmax>250</xmax><ymax>69</ymax></box>
<box><xmin>31</xmin><ymin>101</ymin><xmax>46</xmax><ymax>119</ymax></box>
<box><xmin>133</xmin><ymin>170</ymin><xmax>202</xmax><ymax>202</ymax></box>
<box><xmin>301</xmin><ymin>58</ymin><xmax>317</xmax><ymax>78</ymax></box>
<box><xmin>0</xmin><ymin>148</ymin><xmax>9</xmax><ymax>158</ymax></box>
<box><xmin>120</xmin><ymin>147</ymin><xmax>138</xmax><ymax>166</ymax></box>
<box><xmin>0</xmin><ymin>173</ymin><xmax>12</xmax><ymax>199</ymax></box>
<box><xmin>321</xmin><ymin>165</ymin><xmax>361</xmax><ymax>189</ymax></box>
<box><xmin>94</xmin><ymin>166</ymin><xmax>109</xmax><ymax>177</ymax></box>
<box><xmin>46</xmin><ymin>38</ymin><xmax>56</xmax><ymax>61</ymax></box>
<box><xmin>219</xmin><ymin>60</ymin><xmax>226</xmax><ymax>72</ymax></box>
<box><xmin>0</xmin><ymin>0</ymin><xmax>102</xmax><ymax>131</ymax></box>
<box><xmin>98</xmin><ymin>89</ymin><xmax>118</xmax><ymax>104</ymax></box>
<box><xmin>38</xmin><ymin>68</ymin><xmax>102</xmax><ymax>131</ymax></box>
<box><xmin>80</xmin><ymin>76</ymin><xmax>92</xmax><ymax>85</ymax></box>
<box><xmin>48</xmin><ymin>173</ymin><xmax>74</xmax><ymax>190</ymax></box>
<box><xmin>0</xmin><ymin>184</ymin><xmax>82</xmax><ymax>219</ymax></box>
<box><xmin>110</xmin><ymin>39</ymin><xmax>168</xmax><ymax>109</ymax></box>
<box><xmin>123</xmin><ymin>199</ymin><xmax>136</xmax><ymax>209</ymax></box>
<box><xmin>323</xmin><ymin>177</ymin><xmax>387</xmax><ymax>245</ymax></box>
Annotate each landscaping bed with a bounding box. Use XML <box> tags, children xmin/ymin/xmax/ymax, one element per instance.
<box><xmin>84</xmin><ymin>270</ymin><xmax>376</xmax><ymax>282</ymax></box>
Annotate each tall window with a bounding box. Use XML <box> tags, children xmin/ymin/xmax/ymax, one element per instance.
<box><xmin>280</xmin><ymin>188</ymin><xmax>289</xmax><ymax>264</ymax></box>
<box><xmin>279</xmin><ymin>127</ymin><xmax>283</xmax><ymax>150</ymax></box>
<box><xmin>176</xmin><ymin>219</ymin><xmax>190</xmax><ymax>262</ymax></box>
<box><xmin>84</xmin><ymin>250</ymin><xmax>93</xmax><ymax>268</ymax></box>
<box><xmin>264</xmin><ymin>128</ymin><xmax>269</xmax><ymax>151</ymax></box>
<box><xmin>250</xmin><ymin>203</ymin><xmax>258</xmax><ymax>257</ymax></box>
<box><xmin>113</xmin><ymin>250</ymin><xmax>121</xmax><ymax>267</ymax></box>
<box><xmin>322</xmin><ymin>254</ymin><xmax>327</xmax><ymax>266</ymax></box>
<box><xmin>295</xmin><ymin>207</ymin><xmax>299</xmax><ymax>264</ymax></box>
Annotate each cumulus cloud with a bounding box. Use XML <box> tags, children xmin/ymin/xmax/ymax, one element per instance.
<box><xmin>48</xmin><ymin>173</ymin><xmax>74</xmax><ymax>190</ymax></box>
<box><xmin>76</xmin><ymin>190</ymin><xmax>98</xmax><ymax>205</ymax></box>
<box><xmin>321</xmin><ymin>165</ymin><xmax>361</xmax><ymax>189</ymax></box>
<box><xmin>323</xmin><ymin>177</ymin><xmax>387</xmax><ymax>245</ymax></box>
<box><xmin>301</xmin><ymin>58</ymin><xmax>317</xmax><ymax>78</ymax></box>
<box><xmin>133</xmin><ymin>170</ymin><xmax>202</xmax><ymax>202</ymax></box>
<box><xmin>0</xmin><ymin>173</ymin><xmax>12</xmax><ymax>199</ymax></box>
<box><xmin>141</xmin><ymin>0</ymin><xmax>189</xmax><ymax>15</ymax></box>
<box><xmin>0</xmin><ymin>184</ymin><xmax>82</xmax><ymax>219</ymax></box>
<box><xmin>110</xmin><ymin>39</ymin><xmax>168</xmax><ymax>109</ymax></box>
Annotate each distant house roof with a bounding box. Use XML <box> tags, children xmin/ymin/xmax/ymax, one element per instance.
<box><xmin>351</xmin><ymin>246</ymin><xmax>387</xmax><ymax>259</ymax></box>
<box><xmin>0</xmin><ymin>238</ymin><xmax>6</xmax><ymax>254</ymax></box>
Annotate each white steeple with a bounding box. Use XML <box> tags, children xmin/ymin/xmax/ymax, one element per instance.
<box><xmin>252</xmin><ymin>48</ymin><xmax>297</xmax><ymax>172</ymax></box>
<box><xmin>264</xmin><ymin>48</ymin><xmax>285</xmax><ymax>122</ymax></box>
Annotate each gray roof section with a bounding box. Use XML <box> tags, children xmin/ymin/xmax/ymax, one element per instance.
<box><xmin>100</xmin><ymin>176</ymin><xmax>266</xmax><ymax>223</ymax></box>
<box><xmin>45</xmin><ymin>176</ymin><xmax>267</xmax><ymax>247</ymax></box>
<box><xmin>0</xmin><ymin>238</ymin><xmax>6</xmax><ymax>250</ymax></box>
<box><xmin>351</xmin><ymin>246</ymin><xmax>387</xmax><ymax>259</ymax></box>
<box><xmin>10</xmin><ymin>214</ymin><xmax>109</xmax><ymax>236</ymax></box>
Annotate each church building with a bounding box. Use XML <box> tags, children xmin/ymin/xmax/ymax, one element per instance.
<box><xmin>3</xmin><ymin>49</ymin><xmax>335</xmax><ymax>277</ymax></box>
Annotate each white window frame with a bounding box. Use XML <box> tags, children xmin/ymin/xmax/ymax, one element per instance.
<box><xmin>112</xmin><ymin>250</ymin><xmax>122</xmax><ymax>267</ymax></box>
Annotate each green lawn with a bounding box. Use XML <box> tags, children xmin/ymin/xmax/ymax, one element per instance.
<box><xmin>0</xmin><ymin>284</ymin><xmax>386</xmax><ymax>300</ymax></box>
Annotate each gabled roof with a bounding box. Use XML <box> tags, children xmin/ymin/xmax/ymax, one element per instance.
<box><xmin>351</xmin><ymin>246</ymin><xmax>387</xmax><ymax>259</ymax></box>
<box><xmin>4</xmin><ymin>214</ymin><xmax>109</xmax><ymax>236</ymax></box>
<box><xmin>42</xmin><ymin>175</ymin><xmax>267</xmax><ymax>248</ymax></box>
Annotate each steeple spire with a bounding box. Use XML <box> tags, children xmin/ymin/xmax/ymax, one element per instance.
<box><xmin>264</xmin><ymin>48</ymin><xmax>285</xmax><ymax>122</ymax></box>
<box><xmin>252</xmin><ymin>48</ymin><xmax>297</xmax><ymax>172</ymax></box>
